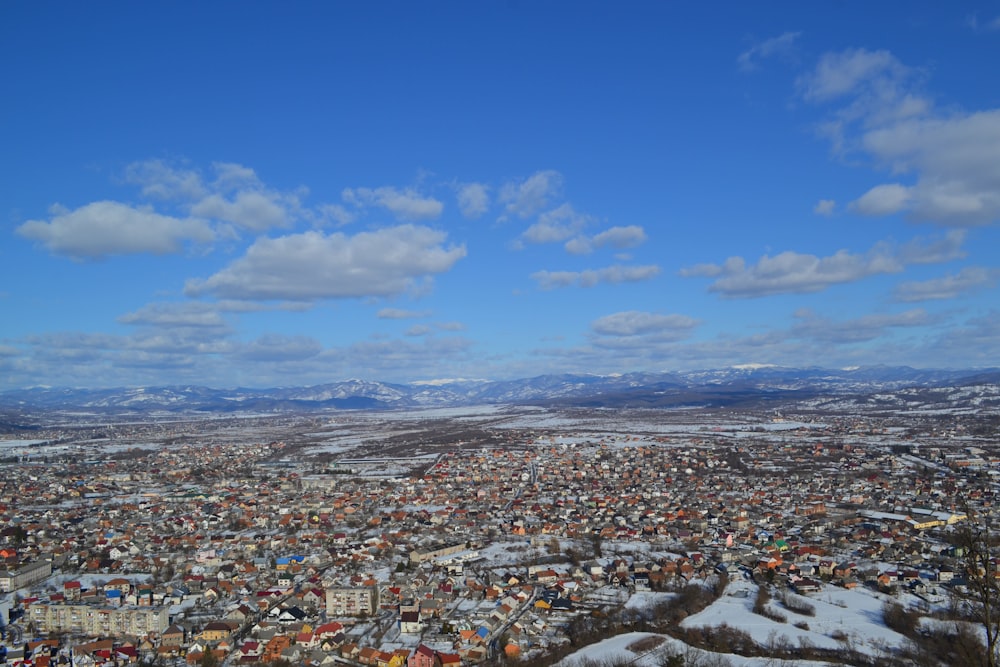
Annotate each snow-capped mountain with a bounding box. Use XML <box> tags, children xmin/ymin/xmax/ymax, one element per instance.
<box><xmin>0</xmin><ymin>366</ymin><xmax>996</xmax><ymax>415</ymax></box>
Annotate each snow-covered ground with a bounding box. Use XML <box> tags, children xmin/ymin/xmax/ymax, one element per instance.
<box><xmin>370</xmin><ymin>405</ymin><xmax>510</xmax><ymax>420</ymax></box>
<box><xmin>623</xmin><ymin>591</ymin><xmax>676</xmax><ymax>611</ymax></box>
<box><xmin>557</xmin><ymin>578</ymin><xmax>915</xmax><ymax>667</ymax></box>
<box><xmin>681</xmin><ymin>579</ymin><xmax>907</xmax><ymax>656</ymax></box>
<box><xmin>0</xmin><ymin>439</ymin><xmax>48</xmax><ymax>447</ymax></box>
<box><xmin>557</xmin><ymin>631</ymin><xmax>829</xmax><ymax>667</ymax></box>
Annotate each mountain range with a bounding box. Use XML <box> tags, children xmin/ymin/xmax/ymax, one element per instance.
<box><xmin>2</xmin><ymin>365</ymin><xmax>998</xmax><ymax>415</ymax></box>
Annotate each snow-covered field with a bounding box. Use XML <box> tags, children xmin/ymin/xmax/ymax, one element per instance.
<box><xmin>0</xmin><ymin>438</ymin><xmax>48</xmax><ymax>447</ymax></box>
<box><xmin>681</xmin><ymin>579</ymin><xmax>906</xmax><ymax>655</ymax></box>
<box><xmin>557</xmin><ymin>631</ymin><xmax>826</xmax><ymax>667</ymax></box>
<box><xmin>369</xmin><ymin>405</ymin><xmax>511</xmax><ymax>420</ymax></box>
<box><xmin>556</xmin><ymin>578</ymin><xmax>916</xmax><ymax>667</ymax></box>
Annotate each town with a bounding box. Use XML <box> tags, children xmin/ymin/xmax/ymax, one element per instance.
<box><xmin>0</xmin><ymin>404</ymin><xmax>996</xmax><ymax>666</ymax></box>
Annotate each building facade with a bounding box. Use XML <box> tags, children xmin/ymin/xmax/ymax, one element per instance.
<box><xmin>407</xmin><ymin>542</ymin><xmax>467</xmax><ymax>565</ymax></box>
<box><xmin>326</xmin><ymin>586</ymin><xmax>378</xmax><ymax>617</ymax></box>
<box><xmin>24</xmin><ymin>602</ymin><xmax>170</xmax><ymax>637</ymax></box>
<box><xmin>0</xmin><ymin>561</ymin><xmax>52</xmax><ymax>593</ymax></box>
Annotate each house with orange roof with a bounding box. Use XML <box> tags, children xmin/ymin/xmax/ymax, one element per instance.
<box><xmin>358</xmin><ymin>646</ymin><xmax>381</xmax><ymax>665</ymax></box>
<box><xmin>262</xmin><ymin>634</ymin><xmax>291</xmax><ymax>662</ymax></box>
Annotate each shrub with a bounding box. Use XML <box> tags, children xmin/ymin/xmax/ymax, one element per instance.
<box><xmin>777</xmin><ymin>590</ymin><xmax>815</xmax><ymax>616</ymax></box>
<box><xmin>882</xmin><ymin>601</ymin><xmax>920</xmax><ymax>637</ymax></box>
<box><xmin>752</xmin><ymin>584</ymin><xmax>786</xmax><ymax>623</ymax></box>
<box><xmin>752</xmin><ymin>584</ymin><xmax>770</xmax><ymax>613</ymax></box>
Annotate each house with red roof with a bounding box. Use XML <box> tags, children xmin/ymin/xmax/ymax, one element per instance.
<box><xmin>407</xmin><ymin>644</ymin><xmax>435</xmax><ymax>667</ymax></box>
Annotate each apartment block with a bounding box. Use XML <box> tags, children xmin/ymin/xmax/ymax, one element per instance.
<box><xmin>0</xmin><ymin>561</ymin><xmax>52</xmax><ymax>593</ymax></box>
<box><xmin>326</xmin><ymin>586</ymin><xmax>378</xmax><ymax>617</ymax></box>
<box><xmin>25</xmin><ymin>602</ymin><xmax>170</xmax><ymax>637</ymax></box>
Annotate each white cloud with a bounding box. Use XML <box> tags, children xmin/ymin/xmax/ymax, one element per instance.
<box><xmin>966</xmin><ymin>13</ymin><xmax>1000</xmax><ymax>32</ymax></box>
<box><xmin>237</xmin><ymin>334</ymin><xmax>323</xmax><ymax>362</ymax></box>
<box><xmin>124</xmin><ymin>159</ymin><xmax>207</xmax><ymax>200</ymax></box>
<box><xmin>926</xmin><ymin>310</ymin><xmax>1000</xmax><ymax>365</ymax></box>
<box><xmin>802</xmin><ymin>49</ymin><xmax>1000</xmax><ymax>227</ymax></box>
<box><xmin>523</xmin><ymin>203</ymin><xmax>592</xmax><ymax>244</ymax></box>
<box><xmin>790</xmin><ymin>308</ymin><xmax>933</xmax><ymax>343</ymax></box>
<box><xmin>2</xmin><ymin>323</ymin><xmax>483</xmax><ymax>389</ymax></box>
<box><xmin>893</xmin><ymin>266</ymin><xmax>999</xmax><ymax>302</ymax></box>
<box><xmin>16</xmin><ymin>201</ymin><xmax>216</xmax><ymax>260</ymax></box>
<box><xmin>184</xmin><ymin>225</ymin><xmax>466</xmax><ymax>301</ymax></box>
<box><xmin>123</xmin><ymin>159</ymin><xmax>306</xmax><ymax>232</ymax></box>
<box><xmin>211</xmin><ymin>162</ymin><xmax>261</xmax><ymax>191</ymax></box>
<box><xmin>682</xmin><ymin>232</ymin><xmax>966</xmax><ymax>298</ymax></box>
<box><xmin>591</xmin><ymin>311</ymin><xmax>699</xmax><ymax>336</ymax></box>
<box><xmin>13</xmin><ymin>325</ymin><xmax>241</xmax><ymax>378</ymax></box>
<box><xmin>592</xmin><ymin>225</ymin><xmax>647</xmax><ymax>249</ymax></box>
<box><xmin>567</xmin><ymin>225</ymin><xmax>648</xmax><ymax>255</ymax></box>
<box><xmin>317</xmin><ymin>203</ymin><xmax>355</xmax><ymax>226</ymax></box>
<box><xmin>528</xmin><ymin>302</ymin><xmax>1000</xmax><ymax>374</ymax></box>
<box><xmin>690</xmin><ymin>250</ymin><xmax>900</xmax><ymax>297</ymax></box>
<box><xmin>531</xmin><ymin>264</ymin><xmax>661</xmax><ymax>289</ymax></box>
<box><xmin>117</xmin><ymin>301</ymin><xmax>309</xmax><ymax>338</ymax></box>
<box><xmin>852</xmin><ymin>184</ymin><xmax>911</xmax><ymax>216</ymax></box>
<box><xmin>813</xmin><ymin>199</ymin><xmax>836</xmax><ymax>216</ymax></box>
<box><xmin>799</xmin><ymin>48</ymin><xmax>908</xmax><ymax>102</ymax></box>
<box><xmin>564</xmin><ymin>237</ymin><xmax>592</xmax><ymax>255</ymax></box>
<box><xmin>335</xmin><ymin>335</ymin><xmax>475</xmax><ymax>378</ymax></box>
<box><xmin>191</xmin><ymin>190</ymin><xmax>292</xmax><ymax>231</ymax></box>
<box><xmin>118</xmin><ymin>302</ymin><xmax>230</xmax><ymax>330</ymax></box>
<box><xmin>405</xmin><ymin>325</ymin><xmax>431</xmax><ymax>337</ymax></box>
<box><xmin>800</xmin><ymin>48</ymin><xmax>931</xmax><ymax>157</ymax></box>
<box><xmin>737</xmin><ymin>31</ymin><xmax>801</xmax><ymax>72</ymax></box>
<box><xmin>129</xmin><ymin>329</ymin><xmax>235</xmax><ymax>355</ymax></box>
<box><xmin>897</xmin><ymin>229</ymin><xmax>966</xmax><ymax>264</ymax></box>
<box><xmin>498</xmin><ymin>170</ymin><xmax>563</xmax><ymax>219</ymax></box>
<box><xmin>679</xmin><ymin>261</ymin><xmax>725</xmax><ymax>278</ymax></box>
<box><xmin>377</xmin><ymin>308</ymin><xmax>431</xmax><ymax>319</ymax></box>
<box><xmin>342</xmin><ymin>185</ymin><xmax>443</xmax><ymax>221</ymax></box>
<box><xmin>456</xmin><ymin>182</ymin><xmax>490</xmax><ymax>219</ymax></box>
<box><xmin>857</xmin><ymin>110</ymin><xmax>1000</xmax><ymax>225</ymax></box>
<box><xmin>436</xmin><ymin>321</ymin><xmax>466</xmax><ymax>332</ymax></box>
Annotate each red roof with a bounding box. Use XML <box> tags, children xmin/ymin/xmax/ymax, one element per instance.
<box><xmin>315</xmin><ymin>622</ymin><xmax>344</xmax><ymax>636</ymax></box>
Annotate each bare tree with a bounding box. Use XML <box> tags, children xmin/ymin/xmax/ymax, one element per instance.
<box><xmin>952</xmin><ymin>500</ymin><xmax>999</xmax><ymax>667</ymax></box>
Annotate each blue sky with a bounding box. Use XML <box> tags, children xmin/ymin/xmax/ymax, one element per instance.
<box><xmin>2</xmin><ymin>2</ymin><xmax>1000</xmax><ymax>390</ymax></box>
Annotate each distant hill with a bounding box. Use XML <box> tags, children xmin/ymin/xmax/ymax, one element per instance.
<box><xmin>1</xmin><ymin>366</ymin><xmax>997</xmax><ymax>415</ymax></box>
